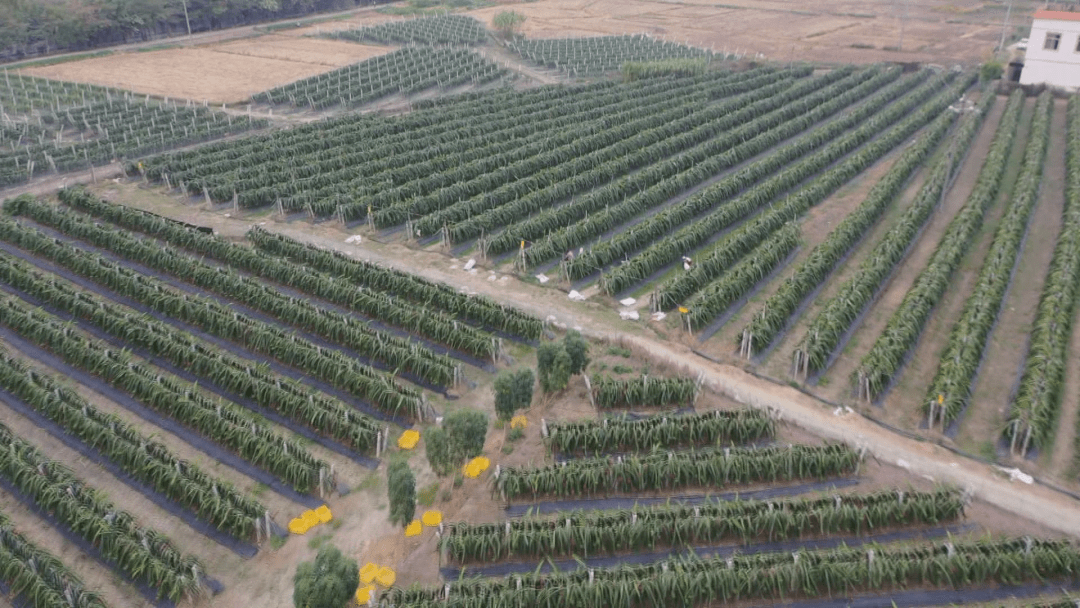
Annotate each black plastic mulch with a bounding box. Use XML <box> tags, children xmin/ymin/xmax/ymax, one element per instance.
<box><xmin>440</xmin><ymin>522</ymin><xmax>973</xmax><ymax>579</ymax></box>
<box><xmin>0</xmin><ymin>239</ymin><xmax>414</xmax><ymax>427</ymax></box>
<box><xmin>0</xmin><ymin>472</ymin><xmax>178</xmax><ymax>608</ymax></box>
<box><xmin>0</xmin><ymin>324</ymin><xmax>323</xmax><ymax>509</ymax></box>
<box><xmin>504</xmin><ymin>477</ymin><xmax>861</xmax><ymax>517</ymax></box>
<box><xmin>0</xmin><ymin>276</ymin><xmax>379</xmax><ymax>470</ymax></box>
<box><xmin>0</xmin><ymin>386</ymin><xmax>259</xmax><ymax>557</ymax></box>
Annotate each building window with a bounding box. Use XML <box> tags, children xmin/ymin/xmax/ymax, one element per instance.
<box><xmin>1045</xmin><ymin>32</ymin><xmax>1061</xmax><ymax>50</ymax></box>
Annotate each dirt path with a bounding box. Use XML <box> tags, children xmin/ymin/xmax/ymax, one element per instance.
<box><xmin>819</xmin><ymin>97</ymin><xmax>1008</xmax><ymax>401</ymax></box>
<box><xmin>86</xmin><ymin>181</ymin><xmax>1080</xmax><ymax>540</ymax></box>
<box><xmin>482</xmin><ymin>45</ymin><xmax>562</xmax><ymax>85</ymax></box>
<box><xmin>955</xmin><ymin>99</ymin><xmax>1067</xmax><ymax>463</ymax></box>
<box><xmin>877</xmin><ymin>98</ymin><xmax>1032</xmax><ymax>436</ymax></box>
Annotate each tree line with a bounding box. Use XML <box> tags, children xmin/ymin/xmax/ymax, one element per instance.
<box><xmin>0</xmin><ymin>0</ymin><xmax>387</xmax><ymax>63</ymax></box>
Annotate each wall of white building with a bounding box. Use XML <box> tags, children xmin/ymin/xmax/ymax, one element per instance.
<box><xmin>1021</xmin><ymin>17</ymin><xmax>1080</xmax><ymax>88</ymax></box>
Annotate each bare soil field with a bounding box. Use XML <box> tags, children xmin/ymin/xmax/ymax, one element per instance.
<box><xmin>23</xmin><ymin>36</ymin><xmax>391</xmax><ymax>103</ymax></box>
<box><xmin>467</xmin><ymin>0</ymin><xmax>1016</xmax><ymax>65</ymax></box>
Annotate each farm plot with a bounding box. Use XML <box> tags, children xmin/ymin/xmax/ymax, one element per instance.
<box><xmin>135</xmin><ymin>67</ymin><xmax>802</xmax><ymax>215</ymax></box>
<box><xmin>0</xmin><ymin>73</ymin><xmax>265</xmax><ymax>188</ymax></box>
<box><xmin>506</xmin><ymin>34</ymin><xmax>715</xmax><ymax>76</ymax></box>
<box><xmin>251</xmin><ymin>46</ymin><xmax>509</xmax><ymax>110</ymax></box>
<box><xmin>0</xmin><ymin>188</ymin><xmax>553</xmax><ymax>607</ymax></box>
<box><xmin>388</xmin><ymin>369</ymin><xmax>1078</xmax><ymax>607</ymax></box>
<box><xmin>325</xmin><ymin>14</ymin><xmax>489</xmax><ymax>46</ymax></box>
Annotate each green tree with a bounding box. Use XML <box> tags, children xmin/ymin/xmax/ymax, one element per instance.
<box><xmin>423</xmin><ymin>426</ymin><xmax>453</xmax><ymax>476</ymax></box>
<box><xmin>562</xmin><ymin>330</ymin><xmax>590</xmax><ymax>375</ymax></box>
<box><xmin>444</xmin><ymin>408</ymin><xmax>488</xmax><ymax>458</ymax></box>
<box><xmin>537</xmin><ymin>342</ymin><xmax>572</xmax><ymax>392</ymax></box>
<box><xmin>293</xmin><ymin>545</ymin><xmax>359</xmax><ymax>608</ymax></box>
<box><xmin>492</xmin><ymin>10</ymin><xmax>525</xmax><ymax>39</ymax></box>
<box><xmin>386</xmin><ymin>460</ymin><xmax>415</xmax><ymax>527</ymax></box>
<box><xmin>423</xmin><ymin>409</ymin><xmax>489</xmax><ymax>475</ymax></box>
<box><xmin>494</xmin><ymin>369</ymin><xmax>534</xmax><ymax>420</ymax></box>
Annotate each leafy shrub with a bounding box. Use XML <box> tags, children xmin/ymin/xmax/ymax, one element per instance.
<box><xmin>387</xmin><ymin>460</ymin><xmax>416</xmax><ymax>527</ymax></box>
<box><xmin>425</xmin><ymin>409</ymin><xmax>489</xmax><ymax>475</ymax></box>
<box><xmin>293</xmin><ymin>545</ymin><xmax>359</xmax><ymax>608</ymax></box>
<box><xmin>495</xmin><ymin>368</ymin><xmax>535</xmax><ymax>420</ymax></box>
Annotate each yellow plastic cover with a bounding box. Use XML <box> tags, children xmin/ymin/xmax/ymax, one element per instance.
<box><xmin>511</xmin><ymin>415</ymin><xmax>528</xmax><ymax>429</ymax></box>
<box><xmin>404</xmin><ymin>519</ymin><xmax>422</xmax><ymax>537</ymax></box>
<box><xmin>374</xmin><ymin>566</ymin><xmax>396</xmax><ymax>587</ymax></box>
<box><xmin>359</xmin><ymin>562</ymin><xmax>379</xmax><ymax>584</ymax></box>
<box><xmin>288</xmin><ymin>518</ymin><xmax>310</xmax><ymax>535</ymax></box>
<box><xmin>300</xmin><ymin>510</ymin><xmax>320</xmax><ymax>528</ymax></box>
<box><xmin>355</xmin><ymin>584</ymin><xmax>375</xmax><ymax>604</ymax></box>
<box><xmin>314</xmin><ymin>505</ymin><xmax>332</xmax><ymax>524</ymax></box>
<box><xmin>421</xmin><ymin>510</ymin><xmax>442</xmax><ymax>527</ymax></box>
<box><xmin>397</xmin><ymin>429</ymin><xmax>420</xmax><ymax>450</ymax></box>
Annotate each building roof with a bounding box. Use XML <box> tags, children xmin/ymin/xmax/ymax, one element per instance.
<box><xmin>1033</xmin><ymin>9</ymin><xmax>1080</xmax><ymax>23</ymax></box>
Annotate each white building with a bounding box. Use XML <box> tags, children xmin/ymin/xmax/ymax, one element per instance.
<box><xmin>1020</xmin><ymin>9</ymin><xmax>1080</xmax><ymax>88</ymax></box>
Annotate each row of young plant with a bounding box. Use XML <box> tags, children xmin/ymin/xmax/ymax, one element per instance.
<box><xmin>138</xmin><ymin>72</ymin><xmax>767</xmax><ymax>211</ymax></box>
<box><xmin>546</xmin><ymin>408</ymin><xmax>774</xmax><ymax>456</ymax></box>
<box><xmin>790</xmin><ymin>87</ymin><xmax>994</xmax><ymax>378</ymax></box>
<box><xmin>507</xmin><ymin>34</ymin><xmax>713</xmax><ymax>76</ymax></box>
<box><xmin>618</xmin><ymin>69</ymin><xmax>956</xmax><ymax>301</ymax></box>
<box><xmin>0</xmin><ymin>509</ymin><xmax>108</xmax><ymax>608</ymax></box>
<box><xmin>369</xmin><ymin>70</ymin><xmax>799</xmax><ymax>229</ymax></box>
<box><xmin>244</xmin><ymin>226</ymin><xmax>543</xmax><ymax>340</ymax></box>
<box><xmin>386</xmin><ymin>537</ymin><xmax>1079</xmax><ymax>608</ymax></box>
<box><xmin>564</xmin><ymin>66</ymin><xmax>915</xmax><ymax>282</ymax></box>
<box><xmin>0</xmin><ymin>292</ymin><xmax>330</xmax><ymax>495</ymax></box>
<box><xmin>1006</xmin><ymin>96</ymin><xmax>1080</xmax><ymax>455</ymax></box>
<box><xmin>736</xmin><ymin>93</ymin><xmax>995</xmax><ymax>358</ymax></box>
<box><xmin>453</xmin><ymin>68</ymin><xmax>832</xmax><ymax>249</ymax></box>
<box><xmin>923</xmin><ymin>92</ymin><xmax>1053</xmax><ymax>434</ymax></box>
<box><xmin>0</xmin><ymin>350</ymin><xmax>267</xmax><ymax>540</ymax></box>
<box><xmin>146</xmin><ymin>72</ymin><xmax>744</xmax><ymax>190</ymax></box>
<box><xmin>0</xmin><ymin>422</ymin><xmax>205</xmax><ymax>602</ymax></box>
<box><xmin>652</xmin><ymin>72</ymin><xmax>976</xmax><ymax>311</ymax></box>
<box><xmin>0</xmin><ymin>251</ymin><xmax>381</xmax><ymax>454</ymax></box>
<box><xmin>683</xmin><ymin>224</ymin><xmax>799</xmax><ymax>330</ymax></box>
<box><xmin>492</xmin><ymin>444</ymin><xmax>859</xmax><ymax>500</ymax></box>
<box><xmin>6</xmin><ymin>197</ymin><xmax>459</xmax><ymax>388</ymax></box>
<box><xmin>0</xmin><ymin>88</ymin><xmax>264</xmax><ymax>187</ymax></box>
<box><xmin>287</xmin><ymin>71</ymin><xmax>776</xmax><ymax>217</ymax></box>
<box><xmin>590</xmin><ymin>373</ymin><xmax>699</xmax><ymax>409</ymax></box>
<box><xmin>853</xmin><ymin>91</ymin><xmax>1025</xmax><ymax>400</ymax></box>
<box><xmin>55</xmin><ymin>189</ymin><xmax>500</xmax><ymax>361</ymax></box>
<box><xmin>0</xmin><ymin>217</ymin><xmax>424</xmax><ymax>421</ymax></box>
<box><xmin>326</xmin><ymin>14</ymin><xmax>488</xmax><ymax>45</ymax></box>
<box><xmin>507</xmin><ymin>66</ymin><xmax>882</xmax><ymax>265</ymax></box>
<box><xmin>439</xmin><ymin>488</ymin><xmax>964</xmax><ymax>562</ymax></box>
<box><xmin>251</xmin><ymin>46</ymin><xmax>507</xmax><ymax>110</ymax></box>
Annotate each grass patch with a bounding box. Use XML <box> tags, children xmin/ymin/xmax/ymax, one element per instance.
<box><xmin>307</xmin><ymin>532</ymin><xmax>332</xmax><ymax>550</ymax></box>
<box><xmin>251</xmin><ymin>482</ymin><xmax>269</xmax><ymax>497</ymax></box>
<box><xmin>8</xmin><ymin>50</ymin><xmax>113</xmax><ymax>70</ymax></box>
<box><xmin>606</xmin><ymin>346</ymin><xmax>633</xmax><ymax>358</ymax></box>
<box><xmin>507</xmin><ymin>427</ymin><xmax>525</xmax><ymax>442</ymax></box>
<box><xmin>613</xmin><ymin>364</ymin><xmax>633</xmax><ymax>374</ymax></box>
<box><xmin>270</xmin><ymin>535</ymin><xmax>288</xmax><ymax>550</ymax></box>
<box><xmin>417</xmin><ymin>482</ymin><xmax>439</xmax><ymax>507</ymax></box>
<box><xmin>356</xmin><ymin>473</ymin><xmax>381</xmax><ymax>494</ymax></box>
<box><xmin>501</xmin><ymin>444</ymin><xmax>514</xmax><ymax>455</ymax></box>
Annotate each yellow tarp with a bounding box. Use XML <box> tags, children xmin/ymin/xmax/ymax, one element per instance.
<box><xmin>375</xmin><ymin>566</ymin><xmax>396</xmax><ymax>587</ymax></box>
<box><xmin>360</xmin><ymin>563</ymin><xmax>379</xmax><ymax>585</ymax></box>
<box><xmin>463</xmin><ymin>456</ymin><xmax>491</xmax><ymax>478</ymax></box>
<box><xmin>511</xmin><ymin>415</ymin><xmax>528</xmax><ymax>429</ymax></box>
<box><xmin>405</xmin><ymin>520</ymin><xmax>422</xmax><ymax>537</ymax></box>
<box><xmin>314</xmin><ymin>505</ymin><xmax>332</xmax><ymax>524</ymax></box>
<box><xmin>355</xmin><ymin>584</ymin><xmax>375</xmax><ymax>605</ymax></box>
<box><xmin>397</xmin><ymin>429</ymin><xmax>420</xmax><ymax>450</ymax></box>
<box><xmin>421</xmin><ymin>510</ymin><xmax>442</xmax><ymax>527</ymax></box>
<box><xmin>288</xmin><ymin>517</ymin><xmax>310</xmax><ymax>535</ymax></box>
